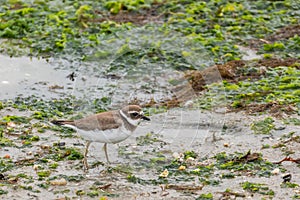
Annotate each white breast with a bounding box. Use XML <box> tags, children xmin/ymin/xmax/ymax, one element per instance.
<box><xmin>76</xmin><ymin>126</ymin><xmax>132</xmax><ymax>144</ymax></box>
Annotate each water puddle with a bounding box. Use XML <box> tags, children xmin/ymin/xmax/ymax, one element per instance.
<box><xmin>237</xmin><ymin>45</ymin><xmax>262</xmax><ymax>60</ymax></box>
<box><xmin>0</xmin><ymin>55</ymin><xmax>72</xmax><ymax>99</ymax></box>
<box><xmin>0</xmin><ymin>27</ymin><xmax>217</xmax><ymax>108</ymax></box>
<box><xmin>0</xmin><ymin>54</ymin><xmax>177</xmax><ymax>106</ymax></box>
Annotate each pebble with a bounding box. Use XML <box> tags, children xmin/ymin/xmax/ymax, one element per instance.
<box><xmin>186</xmin><ymin>157</ymin><xmax>195</xmax><ymax>163</ymax></box>
<box><xmin>40</xmin><ymin>145</ymin><xmax>50</xmax><ymax>149</ymax></box>
<box><xmin>50</xmin><ymin>178</ymin><xmax>67</xmax><ymax>186</ymax></box>
<box><xmin>271</xmin><ymin>168</ymin><xmax>280</xmax><ymax>175</ymax></box>
<box><xmin>3</xmin><ymin>154</ymin><xmax>10</xmax><ymax>159</ymax></box>
<box><xmin>159</xmin><ymin>169</ymin><xmax>169</xmax><ymax>178</ymax></box>
<box><xmin>223</xmin><ymin>142</ymin><xmax>230</xmax><ymax>147</ymax></box>
<box><xmin>7</xmin><ymin>122</ymin><xmax>16</xmax><ymax>128</ymax></box>
<box><xmin>172</xmin><ymin>152</ymin><xmax>180</xmax><ymax>159</ymax></box>
<box><xmin>33</xmin><ymin>165</ymin><xmax>42</xmax><ymax>171</ymax></box>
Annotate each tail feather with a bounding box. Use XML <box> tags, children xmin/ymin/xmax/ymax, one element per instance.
<box><xmin>51</xmin><ymin>120</ymin><xmax>74</xmax><ymax>126</ymax></box>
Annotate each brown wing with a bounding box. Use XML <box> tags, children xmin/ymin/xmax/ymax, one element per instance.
<box><xmin>73</xmin><ymin>111</ymin><xmax>122</xmax><ymax>131</ymax></box>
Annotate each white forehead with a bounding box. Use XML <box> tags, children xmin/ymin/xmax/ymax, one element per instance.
<box><xmin>128</xmin><ymin>110</ymin><xmax>143</xmax><ymax>114</ymax></box>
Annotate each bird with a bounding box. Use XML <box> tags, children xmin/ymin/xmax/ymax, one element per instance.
<box><xmin>51</xmin><ymin>105</ymin><xmax>150</xmax><ymax>170</ymax></box>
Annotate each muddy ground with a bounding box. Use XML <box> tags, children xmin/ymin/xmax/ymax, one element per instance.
<box><xmin>0</xmin><ymin>54</ymin><xmax>300</xmax><ymax>200</ymax></box>
<box><xmin>0</xmin><ymin>106</ymin><xmax>300</xmax><ymax>199</ymax></box>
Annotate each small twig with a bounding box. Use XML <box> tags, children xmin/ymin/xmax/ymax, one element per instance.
<box><xmin>98</xmin><ymin>183</ymin><xmax>112</xmax><ymax>190</ymax></box>
<box><xmin>273</xmin><ymin>156</ymin><xmax>300</xmax><ymax>164</ymax></box>
<box><xmin>165</xmin><ymin>184</ymin><xmax>203</xmax><ymax>191</ymax></box>
<box><xmin>15</xmin><ymin>158</ymin><xmax>37</xmax><ymax>166</ymax></box>
<box><xmin>217</xmin><ymin>191</ymin><xmax>246</xmax><ymax>198</ymax></box>
<box><xmin>282</xmin><ymin>136</ymin><xmax>300</xmax><ymax>144</ymax></box>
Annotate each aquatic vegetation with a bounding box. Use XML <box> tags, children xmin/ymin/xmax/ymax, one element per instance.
<box><xmin>136</xmin><ymin>132</ymin><xmax>163</xmax><ymax>146</ymax></box>
<box><xmin>241</xmin><ymin>181</ymin><xmax>275</xmax><ymax>196</ymax></box>
<box><xmin>196</xmin><ymin>193</ymin><xmax>213</xmax><ymax>200</ymax></box>
<box><xmin>0</xmin><ymin>0</ymin><xmax>299</xmax><ymax>199</ymax></box>
<box><xmin>251</xmin><ymin>117</ymin><xmax>275</xmax><ymax>134</ymax></box>
<box><xmin>196</xmin><ymin>66</ymin><xmax>300</xmax><ymax>111</ymax></box>
<box><xmin>215</xmin><ymin>151</ymin><xmax>277</xmax><ymax>177</ymax></box>
<box><xmin>0</xmin><ymin>0</ymin><xmax>299</xmax><ymax>65</ymax></box>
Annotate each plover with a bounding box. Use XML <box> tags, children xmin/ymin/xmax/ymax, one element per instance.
<box><xmin>51</xmin><ymin>105</ymin><xmax>150</xmax><ymax>170</ymax></box>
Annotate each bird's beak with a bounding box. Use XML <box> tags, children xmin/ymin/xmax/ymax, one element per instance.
<box><xmin>142</xmin><ymin>115</ymin><xmax>150</xmax><ymax>121</ymax></box>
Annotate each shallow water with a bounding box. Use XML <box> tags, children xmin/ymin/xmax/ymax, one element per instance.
<box><xmin>0</xmin><ymin>54</ymin><xmax>177</xmax><ymax>107</ymax></box>
<box><xmin>0</xmin><ymin>27</ymin><xmax>218</xmax><ymax>106</ymax></box>
<box><xmin>0</xmin><ymin>55</ymin><xmax>71</xmax><ymax>99</ymax></box>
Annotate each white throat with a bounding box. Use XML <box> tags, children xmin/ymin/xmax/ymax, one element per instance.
<box><xmin>120</xmin><ymin>110</ymin><xmax>139</xmax><ymax>127</ymax></box>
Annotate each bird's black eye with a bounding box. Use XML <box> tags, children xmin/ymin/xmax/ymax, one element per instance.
<box><xmin>131</xmin><ymin>112</ymin><xmax>139</xmax><ymax>117</ymax></box>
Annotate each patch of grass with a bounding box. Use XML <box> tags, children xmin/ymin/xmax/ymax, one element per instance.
<box><xmin>221</xmin><ymin>173</ymin><xmax>235</xmax><ymax>179</ymax></box>
<box><xmin>261</xmin><ymin>144</ymin><xmax>271</xmax><ymax>149</ymax></box>
<box><xmin>150</xmin><ymin>155</ymin><xmax>167</xmax><ymax>165</ymax></box>
<box><xmin>1</xmin><ymin>0</ymin><xmax>299</xmax><ymax>66</ymax></box>
<box><xmin>65</xmin><ymin>148</ymin><xmax>84</xmax><ymax>160</ymax></box>
<box><xmin>0</xmin><ymin>189</ymin><xmax>8</xmax><ymax>195</ymax></box>
<box><xmin>136</xmin><ymin>132</ymin><xmax>162</xmax><ymax>146</ymax></box>
<box><xmin>214</xmin><ymin>151</ymin><xmax>277</xmax><ymax>177</ymax></box>
<box><xmin>199</xmin><ymin>177</ymin><xmax>220</xmax><ymax>186</ymax></box>
<box><xmin>104</xmin><ymin>0</ymin><xmax>154</xmax><ymax>14</ymax></box>
<box><xmin>110</xmin><ymin>164</ymin><xmax>133</xmax><ymax>174</ymax></box>
<box><xmin>260</xmin><ymin>35</ymin><xmax>300</xmax><ymax>58</ymax></box>
<box><xmin>281</xmin><ymin>182</ymin><xmax>299</xmax><ymax>188</ymax></box>
<box><xmin>184</xmin><ymin>150</ymin><xmax>197</xmax><ymax>159</ymax></box>
<box><xmin>16</xmin><ymin>173</ymin><xmax>29</xmax><ymax>178</ymax></box>
<box><xmin>251</xmin><ymin>117</ymin><xmax>275</xmax><ymax>134</ymax></box>
<box><xmin>43</xmin><ymin>146</ymin><xmax>83</xmax><ymax>162</ymax></box>
<box><xmin>0</xmin><ymin>159</ymin><xmax>14</xmax><ymax>173</ymax></box>
<box><xmin>197</xmin><ymin>67</ymin><xmax>300</xmax><ymax>111</ymax></box>
<box><xmin>293</xmin><ymin>194</ymin><xmax>300</xmax><ymax>199</ymax></box>
<box><xmin>37</xmin><ymin>170</ymin><xmax>51</xmax><ymax>178</ymax></box>
<box><xmin>241</xmin><ymin>181</ymin><xmax>275</xmax><ymax>196</ymax></box>
<box><xmin>53</xmin><ymin>189</ymin><xmax>71</xmax><ymax>195</ymax></box>
<box><xmin>284</xmin><ymin>118</ymin><xmax>300</xmax><ymax>126</ymax></box>
<box><xmin>49</xmin><ymin>162</ymin><xmax>59</xmax><ymax>169</ymax></box>
<box><xmin>191</xmin><ymin>165</ymin><xmax>214</xmax><ymax>177</ymax></box>
<box><xmin>127</xmin><ymin>174</ymin><xmax>167</xmax><ymax>185</ymax></box>
<box><xmin>4</xmin><ymin>96</ymin><xmax>110</xmax><ymax>121</ymax></box>
<box><xmin>0</xmin><ymin>137</ymin><xmax>14</xmax><ymax>147</ymax></box>
<box><xmin>19</xmin><ymin>185</ymin><xmax>40</xmax><ymax>193</ymax></box>
<box><xmin>1</xmin><ymin>115</ymin><xmax>31</xmax><ymax>124</ymax></box>
<box><xmin>37</xmin><ymin>183</ymin><xmax>49</xmax><ymax>189</ymax></box>
<box><xmin>76</xmin><ymin>190</ymin><xmax>85</xmax><ymax>196</ymax></box>
<box><xmin>53</xmin><ymin>174</ymin><xmax>85</xmax><ymax>182</ymax></box>
<box><xmin>87</xmin><ymin>190</ymin><xmax>99</xmax><ymax>198</ymax></box>
<box><xmin>196</xmin><ymin>193</ymin><xmax>213</xmax><ymax>200</ymax></box>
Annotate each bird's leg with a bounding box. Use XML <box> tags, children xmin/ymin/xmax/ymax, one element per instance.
<box><xmin>103</xmin><ymin>143</ymin><xmax>110</xmax><ymax>164</ymax></box>
<box><xmin>83</xmin><ymin>141</ymin><xmax>91</xmax><ymax>171</ymax></box>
